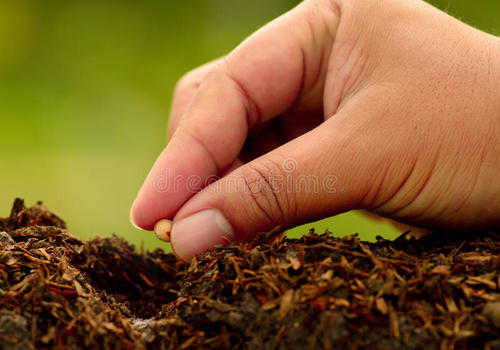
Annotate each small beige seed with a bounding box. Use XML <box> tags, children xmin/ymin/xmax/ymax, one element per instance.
<box><xmin>154</xmin><ymin>219</ymin><xmax>172</xmax><ymax>242</ymax></box>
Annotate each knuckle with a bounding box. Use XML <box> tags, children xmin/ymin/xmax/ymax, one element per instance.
<box><xmin>173</xmin><ymin>71</ymin><xmax>198</xmax><ymax>97</ymax></box>
<box><xmin>240</xmin><ymin>159</ymin><xmax>291</xmax><ymax>225</ymax></box>
<box><xmin>174</xmin><ymin>62</ymin><xmax>225</xmax><ymax>99</ymax></box>
<box><xmin>304</xmin><ymin>0</ymin><xmax>341</xmax><ymax>20</ymax></box>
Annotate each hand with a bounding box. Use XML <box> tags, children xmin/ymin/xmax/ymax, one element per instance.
<box><xmin>131</xmin><ymin>0</ymin><xmax>500</xmax><ymax>261</ymax></box>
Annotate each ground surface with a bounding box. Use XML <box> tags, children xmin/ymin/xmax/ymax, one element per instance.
<box><xmin>0</xmin><ymin>199</ymin><xmax>499</xmax><ymax>350</ymax></box>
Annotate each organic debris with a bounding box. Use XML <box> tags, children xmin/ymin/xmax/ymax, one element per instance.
<box><xmin>0</xmin><ymin>199</ymin><xmax>499</xmax><ymax>349</ymax></box>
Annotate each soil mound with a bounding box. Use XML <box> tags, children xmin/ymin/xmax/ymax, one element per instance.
<box><xmin>1</xmin><ymin>199</ymin><xmax>499</xmax><ymax>349</ymax></box>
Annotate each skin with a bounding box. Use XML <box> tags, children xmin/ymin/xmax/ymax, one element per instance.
<box><xmin>131</xmin><ymin>0</ymin><xmax>500</xmax><ymax>261</ymax></box>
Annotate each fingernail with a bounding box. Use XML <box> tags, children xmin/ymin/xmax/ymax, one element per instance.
<box><xmin>171</xmin><ymin>209</ymin><xmax>234</xmax><ymax>261</ymax></box>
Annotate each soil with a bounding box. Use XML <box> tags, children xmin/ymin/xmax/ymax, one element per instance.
<box><xmin>0</xmin><ymin>198</ymin><xmax>499</xmax><ymax>349</ymax></box>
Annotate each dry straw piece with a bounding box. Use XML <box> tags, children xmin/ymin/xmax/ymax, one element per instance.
<box><xmin>154</xmin><ymin>219</ymin><xmax>172</xmax><ymax>242</ymax></box>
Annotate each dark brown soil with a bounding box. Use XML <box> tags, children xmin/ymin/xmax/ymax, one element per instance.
<box><xmin>1</xmin><ymin>199</ymin><xmax>499</xmax><ymax>349</ymax></box>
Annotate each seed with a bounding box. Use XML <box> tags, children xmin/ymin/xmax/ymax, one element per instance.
<box><xmin>154</xmin><ymin>219</ymin><xmax>172</xmax><ymax>242</ymax></box>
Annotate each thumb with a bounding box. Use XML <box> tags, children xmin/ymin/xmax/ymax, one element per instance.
<box><xmin>169</xmin><ymin>114</ymin><xmax>374</xmax><ymax>261</ymax></box>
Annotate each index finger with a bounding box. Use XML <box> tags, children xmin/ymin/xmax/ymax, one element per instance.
<box><xmin>130</xmin><ymin>0</ymin><xmax>339</xmax><ymax>230</ymax></box>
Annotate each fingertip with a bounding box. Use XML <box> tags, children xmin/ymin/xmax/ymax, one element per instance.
<box><xmin>130</xmin><ymin>196</ymin><xmax>155</xmax><ymax>231</ymax></box>
<box><xmin>170</xmin><ymin>240</ymin><xmax>190</xmax><ymax>263</ymax></box>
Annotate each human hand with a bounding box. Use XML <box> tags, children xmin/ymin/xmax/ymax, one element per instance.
<box><xmin>131</xmin><ymin>0</ymin><xmax>500</xmax><ymax>261</ymax></box>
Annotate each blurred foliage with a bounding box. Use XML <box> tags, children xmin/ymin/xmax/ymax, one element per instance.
<box><xmin>0</xmin><ymin>0</ymin><xmax>498</xmax><ymax>250</ymax></box>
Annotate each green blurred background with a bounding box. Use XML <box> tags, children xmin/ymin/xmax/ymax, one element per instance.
<box><xmin>1</xmin><ymin>0</ymin><xmax>499</xmax><ymax>251</ymax></box>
